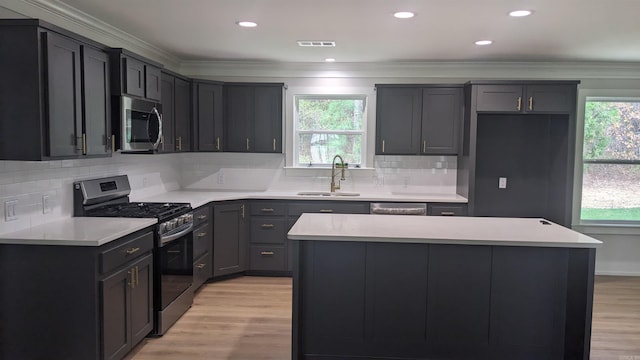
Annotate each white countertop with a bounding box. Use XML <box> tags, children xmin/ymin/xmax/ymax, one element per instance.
<box><xmin>0</xmin><ymin>218</ymin><xmax>157</xmax><ymax>246</ymax></box>
<box><xmin>134</xmin><ymin>190</ymin><xmax>467</xmax><ymax>209</ymax></box>
<box><xmin>288</xmin><ymin>214</ymin><xmax>603</xmax><ymax>248</ymax></box>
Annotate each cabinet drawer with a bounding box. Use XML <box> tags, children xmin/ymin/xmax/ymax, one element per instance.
<box><xmin>250</xmin><ymin>245</ymin><xmax>286</xmax><ymax>271</ymax></box>
<box><xmin>193</xmin><ymin>222</ymin><xmax>211</xmax><ymax>260</ymax></box>
<box><xmin>251</xmin><ymin>202</ymin><xmax>286</xmax><ymax>216</ymax></box>
<box><xmin>288</xmin><ymin>201</ymin><xmax>369</xmax><ymax>216</ymax></box>
<box><xmin>100</xmin><ymin>231</ymin><xmax>154</xmax><ymax>274</ymax></box>
<box><xmin>193</xmin><ymin>206</ymin><xmax>211</xmax><ymax>227</ymax></box>
<box><xmin>193</xmin><ymin>252</ymin><xmax>211</xmax><ymax>291</ymax></box>
<box><xmin>427</xmin><ymin>203</ymin><xmax>468</xmax><ymax>216</ymax></box>
<box><xmin>250</xmin><ymin>218</ymin><xmax>285</xmax><ymax>244</ymax></box>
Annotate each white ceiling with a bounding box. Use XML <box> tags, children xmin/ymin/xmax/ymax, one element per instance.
<box><xmin>40</xmin><ymin>0</ymin><xmax>640</xmax><ymax>63</ymax></box>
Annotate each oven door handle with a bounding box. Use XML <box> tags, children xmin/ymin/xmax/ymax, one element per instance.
<box><xmin>160</xmin><ymin>223</ymin><xmax>194</xmax><ymax>247</ymax></box>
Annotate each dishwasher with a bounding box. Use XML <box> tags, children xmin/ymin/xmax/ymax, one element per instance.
<box><xmin>370</xmin><ymin>202</ymin><xmax>427</xmax><ymax>215</ymax></box>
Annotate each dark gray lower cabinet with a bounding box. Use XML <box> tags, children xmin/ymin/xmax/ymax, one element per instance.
<box><xmin>293</xmin><ymin>240</ymin><xmax>595</xmax><ymax>360</ymax></box>
<box><xmin>213</xmin><ymin>201</ymin><xmax>247</xmax><ymax>277</ymax></box>
<box><xmin>192</xmin><ymin>205</ymin><xmax>213</xmax><ymax>290</ymax></box>
<box><xmin>0</xmin><ymin>228</ymin><xmax>154</xmax><ymax>360</ymax></box>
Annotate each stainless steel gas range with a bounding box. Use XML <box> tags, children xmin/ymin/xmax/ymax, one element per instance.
<box><xmin>73</xmin><ymin>175</ymin><xmax>193</xmax><ymax>335</ymax></box>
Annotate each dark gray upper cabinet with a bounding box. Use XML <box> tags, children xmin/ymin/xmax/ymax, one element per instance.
<box><xmin>376</xmin><ymin>85</ymin><xmax>462</xmax><ymax>155</ymax></box>
<box><xmin>213</xmin><ymin>201</ymin><xmax>247</xmax><ymax>277</ymax></box>
<box><xmin>375</xmin><ymin>87</ymin><xmax>422</xmax><ymax>154</ymax></box>
<box><xmin>194</xmin><ymin>80</ymin><xmax>224</xmax><ymax>152</ymax></box>
<box><xmin>160</xmin><ymin>73</ymin><xmax>175</xmax><ymax>152</ymax></box>
<box><xmin>224</xmin><ymin>83</ymin><xmax>283</xmax><ymax>153</ymax></box>
<box><xmin>174</xmin><ymin>77</ymin><xmax>192</xmax><ymax>151</ymax></box>
<box><xmin>476</xmin><ymin>83</ymin><xmax>575</xmax><ymax>113</ymax></box>
<box><xmin>109</xmin><ymin>48</ymin><xmax>163</xmax><ymax>102</ymax></box>
<box><xmin>160</xmin><ymin>72</ymin><xmax>192</xmax><ymax>152</ymax></box>
<box><xmin>0</xmin><ymin>20</ymin><xmax>112</xmax><ymax>160</ymax></box>
<box><xmin>82</xmin><ymin>46</ymin><xmax>111</xmax><ymax>156</ymax></box>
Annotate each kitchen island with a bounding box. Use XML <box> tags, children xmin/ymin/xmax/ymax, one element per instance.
<box><xmin>288</xmin><ymin>214</ymin><xmax>602</xmax><ymax>360</ymax></box>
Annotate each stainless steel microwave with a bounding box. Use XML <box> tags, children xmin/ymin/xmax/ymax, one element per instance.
<box><xmin>120</xmin><ymin>96</ymin><xmax>162</xmax><ymax>153</ymax></box>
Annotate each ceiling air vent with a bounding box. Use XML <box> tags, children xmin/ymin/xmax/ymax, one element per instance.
<box><xmin>297</xmin><ymin>40</ymin><xmax>336</xmax><ymax>47</ymax></box>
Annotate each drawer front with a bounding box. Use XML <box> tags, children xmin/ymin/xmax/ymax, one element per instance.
<box><xmin>250</xmin><ymin>218</ymin><xmax>286</xmax><ymax>244</ymax></box>
<box><xmin>193</xmin><ymin>205</ymin><xmax>211</xmax><ymax>227</ymax></box>
<box><xmin>288</xmin><ymin>201</ymin><xmax>369</xmax><ymax>216</ymax></box>
<box><xmin>428</xmin><ymin>203</ymin><xmax>468</xmax><ymax>216</ymax></box>
<box><xmin>193</xmin><ymin>252</ymin><xmax>212</xmax><ymax>291</ymax></box>
<box><xmin>251</xmin><ymin>202</ymin><xmax>286</xmax><ymax>216</ymax></box>
<box><xmin>100</xmin><ymin>231</ymin><xmax>154</xmax><ymax>274</ymax></box>
<box><xmin>193</xmin><ymin>222</ymin><xmax>212</xmax><ymax>260</ymax></box>
<box><xmin>250</xmin><ymin>245</ymin><xmax>286</xmax><ymax>271</ymax></box>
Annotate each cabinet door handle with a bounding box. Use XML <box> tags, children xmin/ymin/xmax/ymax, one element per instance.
<box><xmin>176</xmin><ymin>136</ymin><xmax>182</xmax><ymax>151</ymax></box>
<box><xmin>382</xmin><ymin>140</ymin><xmax>385</xmax><ymax>153</ymax></box>
<box><xmin>260</xmin><ymin>251</ymin><xmax>275</xmax><ymax>256</ymax></box>
<box><xmin>196</xmin><ymin>263</ymin><xmax>206</xmax><ymax>269</ymax></box>
<box><xmin>160</xmin><ymin>135</ymin><xmax>165</xmax><ymax>151</ymax></box>
<box><xmin>197</xmin><ymin>232</ymin><xmax>207</xmax><ymax>237</ymax></box>
<box><xmin>423</xmin><ymin>140</ymin><xmax>426</xmax><ymax>153</ymax></box>
<box><xmin>216</xmin><ymin>137</ymin><xmax>221</xmax><ymax>151</ymax></box>
<box><xmin>82</xmin><ymin>133</ymin><xmax>87</xmax><ymax>155</ymax></box>
<box><xmin>246</xmin><ymin>138</ymin><xmax>250</xmax><ymax>151</ymax></box>
<box><xmin>516</xmin><ymin>96</ymin><xmax>522</xmax><ymax>111</ymax></box>
<box><xmin>319</xmin><ymin>209</ymin><xmax>333</xmax><ymax>213</ymax></box>
<box><xmin>261</xmin><ymin>223</ymin><xmax>275</xmax><ymax>228</ymax></box>
<box><xmin>111</xmin><ymin>134</ymin><xmax>116</xmax><ymax>152</ymax></box>
<box><xmin>197</xmin><ymin>215</ymin><xmax>207</xmax><ymax>220</ymax></box>
<box><xmin>134</xmin><ymin>266</ymin><xmax>139</xmax><ymax>288</ymax></box>
<box><xmin>125</xmin><ymin>247</ymin><xmax>140</xmax><ymax>255</ymax></box>
<box><xmin>440</xmin><ymin>211</ymin><xmax>456</xmax><ymax>216</ymax></box>
<box><xmin>528</xmin><ymin>96</ymin><xmax>533</xmax><ymax>111</ymax></box>
<box><xmin>241</xmin><ymin>204</ymin><xmax>245</xmax><ymax>219</ymax></box>
<box><xmin>261</xmin><ymin>208</ymin><xmax>275</xmax><ymax>212</ymax></box>
<box><xmin>128</xmin><ymin>269</ymin><xmax>133</xmax><ymax>288</ymax></box>
<box><xmin>273</xmin><ymin>138</ymin><xmax>276</xmax><ymax>151</ymax></box>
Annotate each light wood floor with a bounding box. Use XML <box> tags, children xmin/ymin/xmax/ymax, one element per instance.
<box><xmin>126</xmin><ymin>275</ymin><xmax>640</xmax><ymax>360</ymax></box>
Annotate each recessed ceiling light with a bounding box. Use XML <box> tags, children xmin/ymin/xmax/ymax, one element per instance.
<box><xmin>325</xmin><ymin>58</ymin><xmax>336</xmax><ymax>62</ymax></box>
<box><xmin>237</xmin><ymin>21</ymin><xmax>257</xmax><ymax>28</ymax></box>
<box><xmin>475</xmin><ymin>40</ymin><xmax>493</xmax><ymax>46</ymax></box>
<box><xmin>509</xmin><ymin>10</ymin><xmax>532</xmax><ymax>17</ymax></box>
<box><xmin>393</xmin><ymin>11</ymin><xmax>415</xmax><ymax>19</ymax></box>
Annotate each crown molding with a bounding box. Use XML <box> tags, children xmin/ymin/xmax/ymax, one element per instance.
<box><xmin>2</xmin><ymin>0</ymin><xmax>180</xmax><ymax>70</ymax></box>
<box><xmin>180</xmin><ymin>60</ymin><xmax>640</xmax><ymax>80</ymax></box>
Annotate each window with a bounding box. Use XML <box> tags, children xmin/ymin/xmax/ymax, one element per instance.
<box><xmin>581</xmin><ymin>98</ymin><xmax>640</xmax><ymax>222</ymax></box>
<box><xmin>293</xmin><ymin>95</ymin><xmax>366</xmax><ymax>167</ymax></box>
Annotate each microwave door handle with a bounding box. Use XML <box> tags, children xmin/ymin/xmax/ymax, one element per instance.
<box><xmin>150</xmin><ymin>107</ymin><xmax>163</xmax><ymax>150</ymax></box>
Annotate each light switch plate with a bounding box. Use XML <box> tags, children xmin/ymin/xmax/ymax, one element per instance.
<box><xmin>498</xmin><ymin>177</ymin><xmax>507</xmax><ymax>189</ymax></box>
<box><xmin>43</xmin><ymin>194</ymin><xmax>51</xmax><ymax>214</ymax></box>
<box><xmin>5</xmin><ymin>200</ymin><xmax>18</xmax><ymax>221</ymax></box>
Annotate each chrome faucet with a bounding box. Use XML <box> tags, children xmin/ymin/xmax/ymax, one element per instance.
<box><xmin>330</xmin><ymin>155</ymin><xmax>346</xmax><ymax>192</ymax></box>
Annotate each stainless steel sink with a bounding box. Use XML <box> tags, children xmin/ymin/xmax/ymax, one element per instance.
<box><xmin>296</xmin><ymin>191</ymin><xmax>360</xmax><ymax>197</ymax></box>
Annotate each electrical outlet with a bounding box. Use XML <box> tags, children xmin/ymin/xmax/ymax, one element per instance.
<box><xmin>499</xmin><ymin>177</ymin><xmax>507</xmax><ymax>189</ymax></box>
<box><xmin>43</xmin><ymin>194</ymin><xmax>51</xmax><ymax>214</ymax></box>
<box><xmin>5</xmin><ymin>200</ymin><xmax>18</xmax><ymax>221</ymax></box>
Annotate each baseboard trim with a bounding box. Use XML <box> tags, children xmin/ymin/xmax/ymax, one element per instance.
<box><xmin>595</xmin><ymin>270</ymin><xmax>640</xmax><ymax>277</ymax></box>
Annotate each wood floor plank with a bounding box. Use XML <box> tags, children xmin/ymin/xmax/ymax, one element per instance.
<box><xmin>126</xmin><ymin>275</ymin><xmax>640</xmax><ymax>360</ymax></box>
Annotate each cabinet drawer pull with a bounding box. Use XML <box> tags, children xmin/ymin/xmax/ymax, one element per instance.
<box><xmin>176</xmin><ymin>136</ymin><xmax>182</xmax><ymax>151</ymax></box>
<box><xmin>382</xmin><ymin>139</ymin><xmax>385</xmax><ymax>153</ymax></box>
<box><xmin>319</xmin><ymin>209</ymin><xmax>333</xmax><ymax>213</ymax></box>
<box><xmin>423</xmin><ymin>140</ymin><xmax>426</xmax><ymax>153</ymax></box>
<box><xmin>528</xmin><ymin>96</ymin><xmax>533</xmax><ymax>111</ymax></box>
<box><xmin>216</xmin><ymin>137</ymin><xmax>221</xmax><ymax>151</ymax></box>
<box><xmin>260</xmin><ymin>251</ymin><xmax>275</xmax><ymax>256</ymax></box>
<box><xmin>246</xmin><ymin>138</ymin><xmax>250</xmax><ymax>151</ymax></box>
<box><xmin>125</xmin><ymin>247</ymin><xmax>140</xmax><ymax>255</ymax></box>
<box><xmin>440</xmin><ymin>211</ymin><xmax>456</xmax><ymax>216</ymax></box>
<box><xmin>261</xmin><ymin>224</ymin><xmax>275</xmax><ymax>228</ymax></box>
<box><xmin>111</xmin><ymin>134</ymin><xmax>116</xmax><ymax>152</ymax></box>
<box><xmin>197</xmin><ymin>232</ymin><xmax>207</xmax><ymax>237</ymax></box>
<box><xmin>273</xmin><ymin>138</ymin><xmax>276</xmax><ymax>151</ymax></box>
<box><xmin>196</xmin><ymin>263</ymin><xmax>206</xmax><ymax>269</ymax></box>
<box><xmin>260</xmin><ymin>208</ymin><xmax>275</xmax><ymax>212</ymax></box>
<box><xmin>516</xmin><ymin>96</ymin><xmax>522</xmax><ymax>111</ymax></box>
<box><xmin>82</xmin><ymin>133</ymin><xmax>87</xmax><ymax>155</ymax></box>
<box><xmin>197</xmin><ymin>214</ymin><xmax>207</xmax><ymax>220</ymax></box>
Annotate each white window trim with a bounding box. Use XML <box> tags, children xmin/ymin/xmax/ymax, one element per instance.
<box><xmin>285</xmin><ymin>85</ymin><xmax>377</xmax><ymax>170</ymax></box>
<box><xmin>573</xmin><ymin>88</ymin><xmax>640</xmax><ymax>229</ymax></box>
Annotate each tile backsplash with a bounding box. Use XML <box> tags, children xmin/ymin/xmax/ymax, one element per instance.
<box><xmin>1</xmin><ymin>152</ymin><xmax>457</xmax><ymax>234</ymax></box>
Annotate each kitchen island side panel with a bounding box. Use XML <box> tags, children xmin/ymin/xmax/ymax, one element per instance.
<box><xmin>292</xmin><ymin>240</ymin><xmax>595</xmax><ymax>360</ymax></box>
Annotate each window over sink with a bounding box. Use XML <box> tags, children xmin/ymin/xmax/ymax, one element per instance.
<box><xmin>293</xmin><ymin>95</ymin><xmax>367</xmax><ymax>167</ymax></box>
